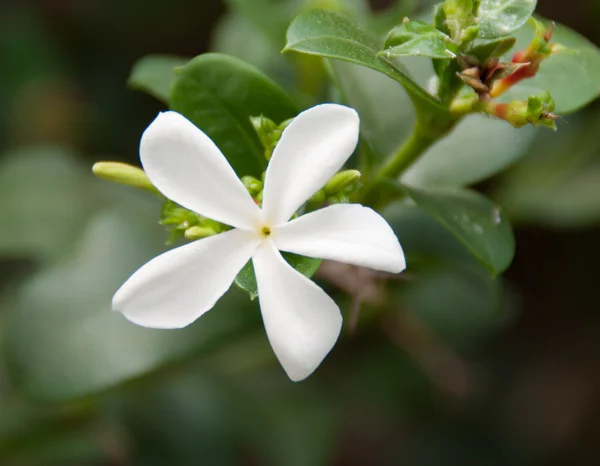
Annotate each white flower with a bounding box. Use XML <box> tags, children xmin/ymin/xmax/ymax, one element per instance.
<box><xmin>113</xmin><ymin>104</ymin><xmax>406</xmax><ymax>381</ymax></box>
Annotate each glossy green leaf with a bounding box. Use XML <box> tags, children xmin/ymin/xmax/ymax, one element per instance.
<box><xmin>477</xmin><ymin>0</ymin><xmax>537</xmax><ymax>39</ymax></box>
<box><xmin>4</xmin><ymin>197</ymin><xmax>259</xmax><ymax>401</ymax></box>
<box><xmin>468</xmin><ymin>36</ymin><xmax>516</xmax><ymax>61</ymax></box>
<box><xmin>235</xmin><ymin>253</ymin><xmax>322</xmax><ymax>300</ymax></box>
<box><xmin>403</xmin><ymin>185</ymin><xmax>515</xmax><ymax>275</ymax></box>
<box><xmin>0</xmin><ymin>147</ymin><xmax>94</xmax><ymax>262</ymax></box>
<box><xmin>170</xmin><ymin>53</ymin><xmax>299</xmax><ymax>177</ymax></box>
<box><xmin>284</xmin><ymin>9</ymin><xmax>450</xmax><ymax>125</ymax></box>
<box><xmin>383</xmin><ymin>19</ymin><xmax>457</xmax><ymax>59</ymax></box>
<box><xmin>127</xmin><ymin>54</ymin><xmax>189</xmax><ymax>104</ymax></box>
<box><xmin>402</xmin><ymin>113</ymin><xmax>536</xmax><ymax>188</ymax></box>
<box><xmin>503</xmin><ymin>18</ymin><xmax>600</xmax><ymax>113</ymax></box>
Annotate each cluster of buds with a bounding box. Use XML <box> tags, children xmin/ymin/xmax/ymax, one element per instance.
<box><xmin>307</xmin><ymin>169</ymin><xmax>361</xmax><ymax>207</ymax></box>
<box><xmin>456</xmin><ymin>45</ymin><xmax>524</xmax><ymax>96</ymax></box>
<box><xmin>455</xmin><ymin>18</ymin><xmax>561</xmax><ymax>129</ymax></box>
<box><xmin>490</xmin><ymin>20</ymin><xmax>561</xmax><ymax>98</ymax></box>
<box><xmin>241</xmin><ymin>166</ymin><xmax>361</xmax><ymax>209</ymax></box>
<box><xmin>478</xmin><ymin>91</ymin><xmax>558</xmax><ymax>130</ymax></box>
<box><xmin>250</xmin><ymin>115</ymin><xmax>292</xmax><ymax>160</ymax></box>
<box><xmin>160</xmin><ymin>200</ymin><xmax>225</xmax><ymax>243</ymax></box>
<box><xmin>250</xmin><ymin>114</ymin><xmax>362</xmax><ymax>209</ymax></box>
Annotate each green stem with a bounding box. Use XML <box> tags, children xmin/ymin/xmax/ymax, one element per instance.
<box><xmin>359</xmin><ymin>126</ymin><xmax>438</xmax><ymax>208</ymax></box>
<box><xmin>379</xmin><ymin>128</ymin><xmax>437</xmax><ymax>179</ymax></box>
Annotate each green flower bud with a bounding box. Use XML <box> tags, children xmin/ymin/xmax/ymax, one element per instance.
<box><xmin>241</xmin><ymin>175</ymin><xmax>263</xmax><ymax>195</ymax></box>
<box><xmin>160</xmin><ymin>200</ymin><xmax>198</xmax><ymax>226</ymax></box>
<box><xmin>460</xmin><ymin>25</ymin><xmax>479</xmax><ymax>44</ymax></box>
<box><xmin>250</xmin><ymin>115</ymin><xmax>280</xmax><ymax>160</ymax></box>
<box><xmin>328</xmin><ymin>193</ymin><xmax>350</xmax><ymax>204</ymax></box>
<box><xmin>443</xmin><ymin>0</ymin><xmax>475</xmax><ymax>43</ymax></box>
<box><xmin>309</xmin><ymin>189</ymin><xmax>327</xmax><ymax>205</ymax></box>
<box><xmin>250</xmin><ymin>115</ymin><xmax>277</xmax><ymax>140</ymax></box>
<box><xmin>434</xmin><ymin>3</ymin><xmax>451</xmax><ymax>36</ymax></box>
<box><xmin>324</xmin><ymin>170</ymin><xmax>361</xmax><ymax>196</ymax></box>
<box><xmin>278</xmin><ymin>118</ymin><xmax>294</xmax><ymax>133</ymax></box>
<box><xmin>92</xmin><ymin>161</ymin><xmax>159</xmax><ymax>194</ymax></box>
<box><xmin>184</xmin><ymin>226</ymin><xmax>217</xmax><ymax>241</ymax></box>
<box><xmin>504</xmin><ymin>92</ymin><xmax>557</xmax><ymax>130</ymax></box>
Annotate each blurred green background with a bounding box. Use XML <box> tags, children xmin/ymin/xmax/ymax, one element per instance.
<box><xmin>2</xmin><ymin>0</ymin><xmax>600</xmax><ymax>465</ymax></box>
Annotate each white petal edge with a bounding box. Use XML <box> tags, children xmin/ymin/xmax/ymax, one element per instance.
<box><xmin>113</xmin><ymin>228</ymin><xmax>259</xmax><ymax>329</ymax></box>
<box><xmin>253</xmin><ymin>240</ymin><xmax>342</xmax><ymax>381</ymax></box>
<box><xmin>273</xmin><ymin>204</ymin><xmax>406</xmax><ymax>274</ymax></box>
<box><xmin>140</xmin><ymin>111</ymin><xmax>261</xmax><ymax>230</ymax></box>
<box><xmin>261</xmin><ymin>104</ymin><xmax>360</xmax><ymax>225</ymax></box>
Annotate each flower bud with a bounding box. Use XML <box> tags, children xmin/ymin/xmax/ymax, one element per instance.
<box><xmin>241</xmin><ymin>175</ymin><xmax>263</xmax><ymax>195</ymax></box>
<box><xmin>250</xmin><ymin>115</ymin><xmax>294</xmax><ymax>160</ymax></box>
<box><xmin>184</xmin><ymin>226</ymin><xmax>217</xmax><ymax>241</ymax></box>
<box><xmin>309</xmin><ymin>189</ymin><xmax>326</xmax><ymax>205</ymax></box>
<box><xmin>328</xmin><ymin>193</ymin><xmax>350</xmax><ymax>204</ymax></box>
<box><xmin>443</xmin><ymin>0</ymin><xmax>476</xmax><ymax>43</ymax></box>
<box><xmin>324</xmin><ymin>169</ymin><xmax>361</xmax><ymax>196</ymax></box>
<box><xmin>481</xmin><ymin>91</ymin><xmax>557</xmax><ymax>130</ymax></box>
<box><xmin>92</xmin><ymin>162</ymin><xmax>159</xmax><ymax>194</ymax></box>
<box><xmin>490</xmin><ymin>19</ymin><xmax>560</xmax><ymax>98</ymax></box>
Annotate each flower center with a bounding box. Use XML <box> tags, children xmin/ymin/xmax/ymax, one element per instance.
<box><xmin>261</xmin><ymin>226</ymin><xmax>272</xmax><ymax>237</ymax></box>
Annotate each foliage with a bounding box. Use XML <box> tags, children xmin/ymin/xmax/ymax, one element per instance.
<box><xmin>2</xmin><ymin>0</ymin><xmax>600</xmax><ymax>464</ymax></box>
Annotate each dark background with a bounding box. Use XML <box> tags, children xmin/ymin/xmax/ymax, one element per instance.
<box><xmin>1</xmin><ymin>1</ymin><xmax>600</xmax><ymax>465</ymax></box>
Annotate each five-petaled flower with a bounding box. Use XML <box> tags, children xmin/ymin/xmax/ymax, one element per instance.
<box><xmin>113</xmin><ymin>104</ymin><xmax>406</xmax><ymax>381</ymax></box>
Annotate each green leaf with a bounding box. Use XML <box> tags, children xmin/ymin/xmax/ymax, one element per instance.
<box><xmin>170</xmin><ymin>53</ymin><xmax>299</xmax><ymax>177</ymax></box>
<box><xmin>0</xmin><ymin>147</ymin><xmax>94</xmax><ymax>262</ymax></box>
<box><xmin>382</xmin><ymin>19</ymin><xmax>458</xmax><ymax>59</ymax></box>
<box><xmin>503</xmin><ymin>18</ymin><xmax>600</xmax><ymax>114</ymax></box>
<box><xmin>402</xmin><ymin>113</ymin><xmax>536</xmax><ymax>188</ymax></box>
<box><xmin>127</xmin><ymin>54</ymin><xmax>189</xmax><ymax>104</ymax></box>
<box><xmin>477</xmin><ymin>0</ymin><xmax>537</xmax><ymax>39</ymax></box>
<box><xmin>468</xmin><ymin>36</ymin><xmax>516</xmax><ymax>61</ymax></box>
<box><xmin>4</xmin><ymin>197</ymin><xmax>259</xmax><ymax>401</ymax></box>
<box><xmin>235</xmin><ymin>253</ymin><xmax>322</xmax><ymax>300</ymax></box>
<box><xmin>443</xmin><ymin>0</ymin><xmax>476</xmax><ymax>42</ymax></box>
<box><xmin>284</xmin><ymin>9</ymin><xmax>452</xmax><ymax>131</ymax></box>
<box><xmin>403</xmin><ymin>185</ymin><xmax>515</xmax><ymax>275</ymax></box>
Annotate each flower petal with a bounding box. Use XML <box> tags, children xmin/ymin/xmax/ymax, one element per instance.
<box><xmin>113</xmin><ymin>229</ymin><xmax>259</xmax><ymax>329</ymax></box>
<box><xmin>261</xmin><ymin>104</ymin><xmax>359</xmax><ymax>225</ymax></box>
<box><xmin>274</xmin><ymin>204</ymin><xmax>406</xmax><ymax>274</ymax></box>
<box><xmin>140</xmin><ymin>111</ymin><xmax>261</xmax><ymax>230</ymax></box>
<box><xmin>253</xmin><ymin>241</ymin><xmax>342</xmax><ymax>381</ymax></box>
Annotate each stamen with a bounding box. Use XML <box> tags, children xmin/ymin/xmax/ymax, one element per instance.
<box><xmin>261</xmin><ymin>226</ymin><xmax>272</xmax><ymax>236</ymax></box>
